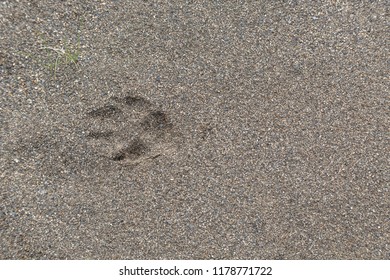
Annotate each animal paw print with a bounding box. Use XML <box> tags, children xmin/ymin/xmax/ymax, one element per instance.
<box><xmin>86</xmin><ymin>95</ymin><xmax>178</xmax><ymax>165</ymax></box>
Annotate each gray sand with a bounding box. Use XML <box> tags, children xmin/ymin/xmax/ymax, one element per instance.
<box><xmin>1</xmin><ymin>1</ymin><xmax>388</xmax><ymax>259</ymax></box>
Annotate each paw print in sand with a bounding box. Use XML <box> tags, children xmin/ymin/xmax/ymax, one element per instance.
<box><xmin>86</xmin><ymin>95</ymin><xmax>178</xmax><ymax>165</ymax></box>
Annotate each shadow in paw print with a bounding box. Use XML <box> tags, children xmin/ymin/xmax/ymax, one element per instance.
<box><xmin>87</xmin><ymin>131</ymin><xmax>114</xmax><ymax>139</ymax></box>
<box><xmin>112</xmin><ymin>138</ymin><xmax>149</xmax><ymax>162</ymax></box>
<box><xmin>123</xmin><ymin>96</ymin><xmax>151</xmax><ymax>108</ymax></box>
<box><xmin>141</xmin><ymin>111</ymin><xmax>173</xmax><ymax>131</ymax></box>
<box><xmin>88</xmin><ymin>105</ymin><xmax>121</xmax><ymax>118</ymax></box>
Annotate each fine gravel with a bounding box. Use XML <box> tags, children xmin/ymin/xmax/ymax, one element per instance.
<box><xmin>1</xmin><ymin>0</ymin><xmax>389</xmax><ymax>259</ymax></box>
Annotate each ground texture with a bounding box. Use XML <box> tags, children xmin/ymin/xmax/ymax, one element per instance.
<box><xmin>0</xmin><ymin>0</ymin><xmax>389</xmax><ymax>259</ymax></box>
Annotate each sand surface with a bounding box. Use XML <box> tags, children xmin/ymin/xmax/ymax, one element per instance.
<box><xmin>1</xmin><ymin>1</ymin><xmax>389</xmax><ymax>259</ymax></box>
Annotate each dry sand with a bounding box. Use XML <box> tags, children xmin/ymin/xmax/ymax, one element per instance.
<box><xmin>1</xmin><ymin>0</ymin><xmax>389</xmax><ymax>259</ymax></box>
